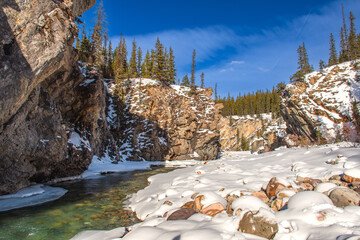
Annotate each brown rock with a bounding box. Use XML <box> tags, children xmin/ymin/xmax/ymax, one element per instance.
<box><xmin>350</xmin><ymin>181</ymin><xmax>360</xmax><ymax>188</ymax></box>
<box><xmin>181</xmin><ymin>201</ymin><xmax>195</xmax><ymax>209</ymax></box>
<box><xmin>167</xmin><ymin>208</ymin><xmax>196</xmax><ymax>220</ymax></box>
<box><xmin>194</xmin><ymin>195</ymin><xmax>204</xmax><ymax>212</ymax></box>
<box><xmin>238</xmin><ymin>211</ymin><xmax>278</xmax><ymax>239</ymax></box>
<box><xmin>329</xmin><ymin>175</ymin><xmax>342</xmax><ymax>181</ymax></box>
<box><xmin>329</xmin><ymin>188</ymin><xmax>360</xmax><ymax>208</ymax></box>
<box><xmin>252</xmin><ymin>191</ymin><xmax>269</xmax><ymax>203</ymax></box>
<box><xmin>308</xmin><ymin>179</ymin><xmax>322</xmax><ymax>188</ymax></box>
<box><xmin>201</xmin><ymin>202</ymin><xmax>225</xmax><ymax>217</ymax></box>
<box><xmin>226</xmin><ymin>194</ymin><xmax>239</xmax><ymax>215</ymax></box>
<box><xmin>343</xmin><ymin>174</ymin><xmax>360</xmax><ymax>183</ymax></box>
<box><xmin>265</xmin><ymin>177</ymin><xmax>290</xmax><ymax>198</ymax></box>
<box><xmin>271</xmin><ymin>198</ymin><xmax>284</xmax><ymax>212</ymax></box>
<box><xmin>300</xmin><ymin>182</ymin><xmax>314</xmax><ymax>191</ymax></box>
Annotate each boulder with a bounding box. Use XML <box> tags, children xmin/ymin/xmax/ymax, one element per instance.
<box><xmin>265</xmin><ymin>177</ymin><xmax>291</xmax><ymax>198</ymax></box>
<box><xmin>201</xmin><ymin>202</ymin><xmax>225</xmax><ymax>217</ymax></box>
<box><xmin>343</xmin><ymin>174</ymin><xmax>360</xmax><ymax>183</ymax></box>
<box><xmin>329</xmin><ymin>188</ymin><xmax>360</xmax><ymax>208</ymax></box>
<box><xmin>167</xmin><ymin>208</ymin><xmax>196</xmax><ymax>220</ymax></box>
<box><xmin>238</xmin><ymin>210</ymin><xmax>278</xmax><ymax>239</ymax></box>
<box><xmin>251</xmin><ymin>191</ymin><xmax>269</xmax><ymax>203</ymax></box>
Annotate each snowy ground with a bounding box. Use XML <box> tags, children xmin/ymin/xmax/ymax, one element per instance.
<box><xmin>102</xmin><ymin>143</ymin><xmax>360</xmax><ymax>240</ymax></box>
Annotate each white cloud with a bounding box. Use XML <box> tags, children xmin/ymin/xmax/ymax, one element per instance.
<box><xmin>258</xmin><ymin>67</ymin><xmax>270</xmax><ymax>73</ymax></box>
<box><xmin>110</xmin><ymin>25</ymin><xmax>240</xmax><ymax>74</ymax></box>
<box><xmin>230</xmin><ymin>60</ymin><xmax>245</xmax><ymax>65</ymax></box>
<box><xmin>220</xmin><ymin>68</ymin><xmax>234</xmax><ymax>73</ymax></box>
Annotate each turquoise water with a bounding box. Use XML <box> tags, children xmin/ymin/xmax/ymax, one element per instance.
<box><xmin>0</xmin><ymin>167</ymin><xmax>176</xmax><ymax>240</ymax></box>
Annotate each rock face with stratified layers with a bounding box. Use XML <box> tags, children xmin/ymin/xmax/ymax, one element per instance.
<box><xmin>112</xmin><ymin>79</ymin><xmax>222</xmax><ymax>161</ymax></box>
<box><xmin>0</xmin><ymin>0</ymin><xmax>109</xmax><ymax>195</ymax></box>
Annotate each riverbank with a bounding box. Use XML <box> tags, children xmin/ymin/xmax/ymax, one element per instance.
<box><xmin>0</xmin><ymin>167</ymin><xmax>177</xmax><ymax>240</ymax></box>
<box><xmin>73</xmin><ymin>143</ymin><xmax>360</xmax><ymax>240</ymax></box>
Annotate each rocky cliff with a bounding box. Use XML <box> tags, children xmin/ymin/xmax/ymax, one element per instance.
<box><xmin>0</xmin><ymin>0</ymin><xmax>222</xmax><ymax>195</ymax></box>
<box><xmin>219</xmin><ymin>114</ymin><xmax>286</xmax><ymax>153</ymax></box>
<box><xmin>0</xmin><ymin>0</ymin><xmax>116</xmax><ymax>195</ymax></box>
<box><xmin>107</xmin><ymin>79</ymin><xmax>221</xmax><ymax>161</ymax></box>
<box><xmin>280</xmin><ymin>61</ymin><xmax>360</xmax><ymax>143</ymax></box>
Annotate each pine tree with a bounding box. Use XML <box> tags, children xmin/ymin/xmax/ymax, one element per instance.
<box><xmin>328</xmin><ymin>33</ymin><xmax>338</xmax><ymax>66</ymax></box>
<box><xmin>150</xmin><ymin>49</ymin><xmax>156</xmax><ymax>78</ymax></box>
<box><xmin>168</xmin><ymin>47</ymin><xmax>176</xmax><ymax>84</ymax></box>
<box><xmin>215</xmin><ymin>82</ymin><xmax>218</xmax><ymax>101</ymax></box>
<box><xmin>91</xmin><ymin>1</ymin><xmax>107</xmax><ymax>68</ymax></box>
<box><xmin>339</xmin><ymin>5</ymin><xmax>349</xmax><ymax>62</ymax></box>
<box><xmin>75</xmin><ymin>36</ymin><xmax>80</xmax><ymax>52</ymax></box>
<box><xmin>114</xmin><ymin>34</ymin><xmax>128</xmax><ymax>82</ymax></box>
<box><xmin>181</xmin><ymin>75</ymin><xmax>190</xmax><ymax>86</ymax></box>
<box><xmin>129</xmin><ymin>39</ymin><xmax>138</xmax><ymax>78</ymax></box>
<box><xmin>107</xmin><ymin>40</ymin><xmax>114</xmax><ymax>78</ymax></box>
<box><xmin>200</xmin><ymin>72</ymin><xmax>205</xmax><ymax>88</ymax></box>
<box><xmin>79</xmin><ymin>34</ymin><xmax>91</xmax><ymax>62</ymax></box>
<box><xmin>319</xmin><ymin>60</ymin><xmax>326</xmax><ymax>72</ymax></box>
<box><xmin>291</xmin><ymin>42</ymin><xmax>312</xmax><ymax>82</ymax></box>
<box><xmin>142</xmin><ymin>50</ymin><xmax>151</xmax><ymax>78</ymax></box>
<box><xmin>137</xmin><ymin>46</ymin><xmax>143</xmax><ymax>78</ymax></box>
<box><xmin>154</xmin><ymin>38</ymin><xmax>167</xmax><ymax>83</ymax></box>
<box><xmin>189</xmin><ymin>49</ymin><xmax>197</xmax><ymax>94</ymax></box>
<box><xmin>348</xmin><ymin>11</ymin><xmax>358</xmax><ymax>60</ymax></box>
<box><xmin>240</xmin><ymin>135</ymin><xmax>249</xmax><ymax>151</ymax></box>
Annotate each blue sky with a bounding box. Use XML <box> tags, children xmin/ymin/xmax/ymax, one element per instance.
<box><xmin>82</xmin><ymin>0</ymin><xmax>360</xmax><ymax>98</ymax></box>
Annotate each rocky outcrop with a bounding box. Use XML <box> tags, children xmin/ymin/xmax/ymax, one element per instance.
<box><xmin>111</xmin><ymin>79</ymin><xmax>221</xmax><ymax>161</ymax></box>
<box><xmin>218</xmin><ymin>114</ymin><xmax>286</xmax><ymax>153</ymax></box>
<box><xmin>0</xmin><ymin>0</ymin><xmax>104</xmax><ymax>194</ymax></box>
<box><xmin>280</xmin><ymin>61</ymin><xmax>360</xmax><ymax>143</ymax></box>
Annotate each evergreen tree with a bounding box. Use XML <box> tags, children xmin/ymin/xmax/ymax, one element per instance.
<box><xmin>319</xmin><ymin>60</ymin><xmax>327</xmax><ymax>72</ymax></box>
<box><xmin>328</xmin><ymin>33</ymin><xmax>338</xmax><ymax>66</ymax></box>
<box><xmin>142</xmin><ymin>50</ymin><xmax>151</xmax><ymax>78</ymax></box>
<box><xmin>215</xmin><ymin>82</ymin><xmax>218</xmax><ymax>101</ymax></box>
<box><xmin>348</xmin><ymin>11</ymin><xmax>358</xmax><ymax>60</ymax></box>
<box><xmin>150</xmin><ymin>49</ymin><xmax>156</xmax><ymax>78</ymax></box>
<box><xmin>181</xmin><ymin>75</ymin><xmax>190</xmax><ymax>86</ymax></box>
<box><xmin>129</xmin><ymin>39</ymin><xmax>138</xmax><ymax>78</ymax></box>
<box><xmin>200</xmin><ymin>72</ymin><xmax>205</xmax><ymax>88</ymax></box>
<box><xmin>240</xmin><ymin>135</ymin><xmax>249</xmax><ymax>151</ymax></box>
<box><xmin>114</xmin><ymin>34</ymin><xmax>128</xmax><ymax>82</ymax></box>
<box><xmin>339</xmin><ymin>27</ymin><xmax>348</xmax><ymax>62</ymax></box>
<box><xmin>137</xmin><ymin>46</ymin><xmax>143</xmax><ymax>78</ymax></box>
<box><xmin>79</xmin><ymin>34</ymin><xmax>91</xmax><ymax>62</ymax></box>
<box><xmin>339</xmin><ymin>5</ymin><xmax>349</xmax><ymax>62</ymax></box>
<box><xmin>291</xmin><ymin>42</ymin><xmax>312</xmax><ymax>82</ymax></box>
<box><xmin>168</xmin><ymin>47</ymin><xmax>176</xmax><ymax>84</ymax></box>
<box><xmin>107</xmin><ymin>40</ymin><xmax>114</xmax><ymax>78</ymax></box>
<box><xmin>91</xmin><ymin>1</ymin><xmax>107</xmax><ymax>68</ymax></box>
<box><xmin>75</xmin><ymin>36</ymin><xmax>80</xmax><ymax>51</ymax></box>
<box><xmin>189</xmin><ymin>49</ymin><xmax>197</xmax><ymax>94</ymax></box>
<box><xmin>154</xmin><ymin>38</ymin><xmax>167</xmax><ymax>83</ymax></box>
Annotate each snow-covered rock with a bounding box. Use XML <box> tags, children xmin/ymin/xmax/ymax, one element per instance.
<box><xmin>218</xmin><ymin>113</ymin><xmax>287</xmax><ymax>153</ymax></box>
<box><xmin>281</xmin><ymin>61</ymin><xmax>360</xmax><ymax>143</ymax></box>
<box><xmin>109</xmin><ymin>79</ymin><xmax>221</xmax><ymax>161</ymax></box>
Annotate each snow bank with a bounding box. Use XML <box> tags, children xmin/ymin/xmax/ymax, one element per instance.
<box><xmin>0</xmin><ymin>184</ymin><xmax>67</xmax><ymax>212</ymax></box>
<box><xmin>122</xmin><ymin>144</ymin><xmax>360</xmax><ymax>239</ymax></box>
<box><xmin>81</xmin><ymin>155</ymin><xmax>165</xmax><ymax>179</ymax></box>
